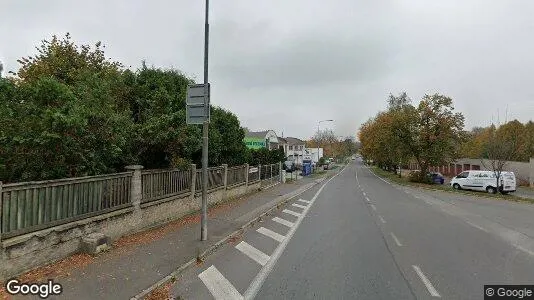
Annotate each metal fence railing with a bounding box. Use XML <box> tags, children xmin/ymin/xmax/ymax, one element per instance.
<box><xmin>141</xmin><ymin>169</ymin><xmax>191</xmax><ymax>203</ymax></box>
<box><xmin>248</xmin><ymin>165</ymin><xmax>260</xmax><ymax>182</ymax></box>
<box><xmin>227</xmin><ymin>165</ymin><xmax>247</xmax><ymax>186</ymax></box>
<box><xmin>195</xmin><ymin>167</ymin><xmax>225</xmax><ymax>192</ymax></box>
<box><xmin>1</xmin><ymin>172</ymin><xmax>132</xmax><ymax>239</ymax></box>
<box><xmin>260</xmin><ymin>164</ymin><xmax>279</xmax><ymax>181</ymax></box>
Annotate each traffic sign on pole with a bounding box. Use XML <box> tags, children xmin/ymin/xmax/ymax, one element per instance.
<box><xmin>186</xmin><ymin>83</ymin><xmax>210</xmax><ymax>125</ymax></box>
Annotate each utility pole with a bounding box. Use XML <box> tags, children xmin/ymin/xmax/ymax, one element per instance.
<box><xmin>201</xmin><ymin>0</ymin><xmax>210</xmax><ymax>241</ymax></box>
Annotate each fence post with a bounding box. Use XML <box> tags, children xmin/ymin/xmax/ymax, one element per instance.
<box><xmin>279</xmin><ymin>162</ymin><xmax>283</xmax><ymax>183</ymax></box>
<box><xmin>0</xmin><ymin>181</ymin><xmax>2</xmax><ymax>243</ymax></box>
<box><xmin>270</xmin><ymin>164</ymin><xmax>273</xmax><ymax>185</ymax></box>
<box><xmin>125</xmin><ymin>165</ymin><xmax>144</xmax><ymax>211</ymax></box>
<box><xmin>190</xmin><ymin>164</ymin><xmax>197</xmax><ymax>200</ymax></box>
<box><xmin>223</xmin><ymin>164</ymin><xmax>228</xmax><ymax>189</ymax></box>
<box><xmin>530</xmin><ymin>158</ymin><xmax>534</xmax><ymax>187</ymax></box>
<box><xmin>245</xmin><ymin>164</ymin><xmax>250</xmax><ymax>186</ymax></box>
<box><xmin>258</xmin><ymin>164</ymin><xmax>262</xmax><ymax>181</ymax></box>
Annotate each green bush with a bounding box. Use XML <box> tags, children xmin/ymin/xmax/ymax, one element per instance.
<box><xmin>408</xmin><ymin>170</ymin><xmax>433</xmax><ymax>184</ymax></box>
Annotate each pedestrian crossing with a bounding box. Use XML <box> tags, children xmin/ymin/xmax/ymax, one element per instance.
<box><xmin>197</xmin><ymin>198</ymin><xmax>310</xmax><ymax>300</ymax></box>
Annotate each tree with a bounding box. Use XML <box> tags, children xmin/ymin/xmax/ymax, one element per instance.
<box><xmin>482</xmin><ymin>124</ymin><xmax>520</xmax><ymax>193</ymax></box>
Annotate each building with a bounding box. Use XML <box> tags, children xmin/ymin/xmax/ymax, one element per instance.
<box><xmin>243</xmin><ymin>130</ymin><xmax>279</xmax><ymax>150</ymax></box>
<box><xmin>285</xmin><ymin>137</ymin><xmax>308</xmax><ymax>164</ymax></box>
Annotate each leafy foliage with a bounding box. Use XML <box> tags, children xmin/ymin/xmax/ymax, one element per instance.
<box><xmin>0</xmin><ymin>34</ymin><xmax>252</xmax><ymax>182</ymax></box>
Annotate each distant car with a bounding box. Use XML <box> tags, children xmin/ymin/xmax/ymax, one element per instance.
<box><xmin>283</xmin><ymin>161</ymin><xmax>296</xmax><ymax>173</ymax></box>
<box><xmin>428</xmin><ymin>172</ymin><xmax>445</xmax><ymax>185</ymax></box>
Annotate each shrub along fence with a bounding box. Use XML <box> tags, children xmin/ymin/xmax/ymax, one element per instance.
<box><xmin>0</xmin><ymin>162</ymin><xmax>282</xmax><ymax>241</ymax></box>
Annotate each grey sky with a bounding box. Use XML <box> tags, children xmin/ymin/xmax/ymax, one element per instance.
<box><xmin>2</xmin><ymin>0</ymin><xmax>534</xmax><ymax>140</ymax></box>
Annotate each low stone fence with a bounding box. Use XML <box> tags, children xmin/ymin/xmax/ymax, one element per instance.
<box><xmin>0</xmin><ymin>162</ymin><xmax>283</xmax><ymax>280</ymax></box>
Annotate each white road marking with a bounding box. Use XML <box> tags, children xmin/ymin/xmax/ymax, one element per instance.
<box><xmin>515</xmin><ymin>245</ymin><xmax>534</xmax><ymax>257</ymax></box>
<box><xmin>297</xmin><ymin>199</ymin><xmax>311</xmax><ymax>204</ymax></box>
<box><xmin>272</xmin><ymin>217</ymin><xmax>294</xmax><ymax>227</ymax></box>
<box><xmin>198</xmin><ymin>265</ymin><xmax>243</xmax><ymax>300</ymax></box>
<box><xmin>412</xmin><ymin>265</ymin><xmax>441</xmax><ymax>297</ymax></box>
<box><xmin>379</xmin><ymin>215</ymin><xmax>386</xmax><ymax>224</ymax></box>
<box><xmin>370</xmin><ymin>204</ymin><xmax>377</xmax><ymax>211</ymax></box>
<box><xmin>466</xmin><ymin>221</ymin><xmax>488</xmax><ymax>233</ymax></box>
<box><xmin>292</xmin><ymin>203</ymin><xmax>307</xmax><ymax>209</ymax></box>
<box><xmin>363</xmin><ymin>192</ymin><xmax>367</xmax><ymax>197</ymax></box>
<box><xmin>257</xmin><ymin>227</ymin><xmax>285</xmax><ymax>242</ymax></box>
<box><xmin>365</xmin><ymin>196</ymin><xmax>370</xmax><ymax>203</ymax></box>
<box><xmin>235</xmin><ymin>241</ymin><xmax>270</xmax><ymax>266</ymax></box>
<box><xmin>390</xmin><ymin>232</ymin><xmax>403</xmax><ymax>247</ymax></box>
<box><xmin>282</xmin><ymin>209</ymin><xmax>301</xmax><ymax>217</ymax></box>
<box><xmin>243</xmin><ymin>164</ymin><xmax>348</xmax><ymax>300</ymax></box>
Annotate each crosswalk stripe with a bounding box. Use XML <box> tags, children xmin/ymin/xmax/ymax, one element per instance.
<box><xmin>297</xmin><ymin>199</ymin><xmax>311</xmax><ymax>204</ymax></box>
<box><xmin>198</xmin><ymin>265</ymin><xmax>243</xmax><ymax>300</ymax></box>
<box><xmin>292</xmin><ymin>203</ymin><xmax>307</xmax><ymax>209</ymax></box>
<box><xmin>283</xmin><ymin>209</ymin><xmax>301</xmax><ymax>217</ymax></box>
<box><xmin>257</xmin><ymin>227</ymin><xmax>285</xmax><ymax>242</ymax></box>
<box><xmin>235</xmin><ymin>241</ymin><xmax>270</xmax><ymax>266</ymax></box>
<box><xmin>272</xmin><ymin>217</ymin><xmax>294</xmax><ymax>227</ymax></box>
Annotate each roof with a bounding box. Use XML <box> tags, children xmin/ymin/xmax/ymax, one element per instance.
<box><xmin>277</xmin><ymin>137</ymin><xmax>288</xmax><ymax>144</ymax></box>
<box><xmin>285</xmin><ymin>137</ymin><xmax>305</xmax><ymax>145</ymax></box>
<box><xmin>245</xmin><ymin>131</ymin><xmax>269</xmax><ymax>139</ymax></box>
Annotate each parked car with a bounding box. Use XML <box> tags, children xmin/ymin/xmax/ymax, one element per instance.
<box><xmin>450</xmin><ymin>170</ymin><xmax>516</xmax><ymax>194</ymax></box>
<box><xmin>428</xmin><ymin>172</ymin><xmax>445</xmax><ymax>184</ymax></box>
<box><xmin>283</xmin><ymin>160</ymin><xmax>296</xmax><ymax>173</ymax></box>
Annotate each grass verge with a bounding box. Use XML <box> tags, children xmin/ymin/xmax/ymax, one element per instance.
<box><xmin>370</xmin><ymin>166</ymin><xmax>534</xmax><ymax>204</ymax></box>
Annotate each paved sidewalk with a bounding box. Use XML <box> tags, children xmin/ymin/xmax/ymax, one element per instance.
<box><xmin>9</xmin><ymin>173</ymin><xmax>331</xmax><ymax>300</ymax></box>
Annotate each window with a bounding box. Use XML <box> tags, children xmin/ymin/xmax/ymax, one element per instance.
<box><xmin>457</xmin><ymin>172</ymin><xmax>469</xmax><ymax>178</ymax></box>
<box><xmin>289</xmin><ymin>146</ymin><xmax>293</xmax><ymax>150</ymax></box>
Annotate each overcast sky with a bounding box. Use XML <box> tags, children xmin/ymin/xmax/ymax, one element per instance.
<box><xmin>2</xmin><ymin>0</ymin><xmax>534</xmax><ymax>140</ymax></box>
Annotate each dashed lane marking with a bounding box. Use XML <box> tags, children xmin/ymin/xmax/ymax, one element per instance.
<box><xmin>235</xmin><ymin>241</ymin><xmax>270</xmax><ymax>266</ymax></box>
<box><xmin>379</xmin><ymin>215</ymin><xmax>386</xmax><ymax>224</ymax></box>
<box><xmin>370</xmin><ymin>204</ymin><xmax>377</xmax><ymax>211</ymax></box>
<box><xmin>390</xmin><ymin>232</ymin><xmax>403</xmax><ymax>247</ymax></box>
<box><xmin>272</xmin><ymin>217</ymin><xmax>294</xmax><ymax>227</ymax></box>
<box><xmin>412</xmin><ymin>265</ymin><xmax>441</xmax><ymax>297</ymax></box>
<box><xmin>282</xmin><ymin>209</ymin><xmax>301</xmax><ymax>217</ymax></box>
<box><xmin>256</xmin><ymin>227</ymin><xmax>285</xmax><ymax>242</ymax></box>
<box><xmin>292</xmin><ymin>203</ymin><xmax>307</xmax><ymax>209</ymax></box>
<box><xmin>198</xmin><ymin>265</ymin><xmax>243</xmax><ymax>300</ymax></box>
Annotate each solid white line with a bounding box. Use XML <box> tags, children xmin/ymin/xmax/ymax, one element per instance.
<box><xmin>466</xmin><ymin>221</ymin><xmax>488</xmax><ymax>233</ymax></box>
<box><xmin>235</xmin><ymin>241</ymin><xmax>270</xmax><ymax>266</ymax></box>
<box><xmin>370</xmin><ymin>204</ymin><xmax>377</xmax><ymax>211</ymax></box>
<box><xmin>272</xmin><ymin>217</ymin><xmax>294</xmax><ymax>227</ymax></box>
<box><xmin>379</xmin><ymin>215</ymin><xmax>386</xmax><ymax>224</ymax></box>
<box><xmin>198</xmin><ymin>265</ymin><xmax>243</xmax><ymax>300</ymax></box>
<box><xmin>257</xmin><ymin>227</ymin><xmax>285</xmax><ymax>242</ymax></box>
<box><xmin>515</xmin><ymin>245</ymin><xmax>534</xmax><ymax>257</ymax></box>
<box><xmin>390</xmin><ymin>232</ymin><xmax>402</xmax><ymax>247</ymax></box>
<box><xmin>243</xmin><ymin>164</ymin><xmax>348</xmax><ymax>300</ymax></box>
<box><xmin>282</xmin><ymin>209</ymin><xmax>301</xmax><ymax>217</ymax></box>
<box><xmin>292</xmin><ymin>203</ymin><xmax>307</xmax><ymax>209</ymax></box>
<box><xmin>297</xmin><ymin>199</ymin><xmax>311</xmax><ymax>204</ymax></box>
<box><xmin>412</xmin><ymin>265</ymin><xmax>441</xmax><ymax>297</ymax></box>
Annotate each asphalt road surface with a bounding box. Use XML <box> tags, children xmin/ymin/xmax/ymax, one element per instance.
<box><xmin>171</xmin><ymin>159</ymin><xmax>534</xmax><ymax>299</ymax></box>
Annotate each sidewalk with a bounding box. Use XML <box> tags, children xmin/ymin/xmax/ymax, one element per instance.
<box><xmin>6</xmin><ymin>173</ymin><xmax>330</xmax><ymax>300</ymax></box>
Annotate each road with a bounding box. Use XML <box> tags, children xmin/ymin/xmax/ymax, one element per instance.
<box><xmin>171</xmin><ymin>159</ymin><xmax>534</xmax><ymax>299</ymax></box>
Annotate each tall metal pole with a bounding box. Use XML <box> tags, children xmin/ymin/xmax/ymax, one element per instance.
<box><xmin>201</xmin><ymin>0</ymin><xmax>210</xmax><ymax>241</ymax></box>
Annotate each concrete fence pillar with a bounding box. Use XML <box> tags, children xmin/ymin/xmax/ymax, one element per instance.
<box><xmin>0</xmin><ymin>181</ymin><xmax>2</xmax><ymax>243</ymax></box>
<box><xmin>245</xmin><ymin>164</ymin><xmax>250</xmax><ymax>186</ymax></box>
<box><xmin>279</xmin><ymin>162</ymin><xmax>283</xmax><ymax>183</ymax></box>
<box><xmin>530</xmin><ymin>158</ymin><xmax>534</xmax><ymax>187</ymax></box>
<box><xmin>190</xmin><ymin>164</ymin><xmax>197</xmax><ymax>200</ymax></box>
<box><xmin>223</xmin><ymin>164</ymin><xmax>228</xmax><ymax>189</ymax></box>
<box><xmin>258</xmin><ymin>164</ymin><xmax>262</xmax><ymax>181</ymax></box>
<box><xmin>125</xmin><ymin>165</ymin><xmax>144</xmax><ymax>212</ymax></box>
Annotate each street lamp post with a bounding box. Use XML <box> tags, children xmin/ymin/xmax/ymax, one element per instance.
<box><xmin>317</xmin><ymin>119</ymin><xmax>334</xmax><ymax>166</ymax></box>
<box><xmin>200</xmin><ymin>0</ymin><xmax>210</xmax><ymax>241</ymax></box>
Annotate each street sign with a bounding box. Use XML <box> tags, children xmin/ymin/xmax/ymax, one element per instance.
<box><xmin>186</xmin><ymin>83</ymin><xmax>210</xmax><ymax>124</ymax></box>
<box><xmin>303</xmin><ymin>149</ymin><xmax>312</xmax><ymax>161</ymax></box>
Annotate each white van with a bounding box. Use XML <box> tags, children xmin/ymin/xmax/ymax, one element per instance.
<box><xmin>450</xmin><ymin>170</ymin><xmax>516</xmax><ymax>194</ymax></box>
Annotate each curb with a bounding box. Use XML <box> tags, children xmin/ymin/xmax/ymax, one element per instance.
<box><xmin>130</xmin><ymin>174</ymin><xmax>331</xmax><ymax>299</ymax></box>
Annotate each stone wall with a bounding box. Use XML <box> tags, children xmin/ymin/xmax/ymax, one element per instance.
<box><xmin>0</xmin><ymin>173</ymin><xmax>263</xmax><ymax>280</ymax></box>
